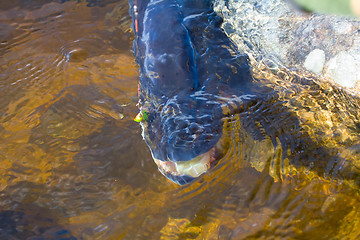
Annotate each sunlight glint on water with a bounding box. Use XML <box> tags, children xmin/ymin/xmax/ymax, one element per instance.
<box><xmin>0</xmin><ymin>0</ymin><xmax>359</xmax><ymax>239</ymax></box>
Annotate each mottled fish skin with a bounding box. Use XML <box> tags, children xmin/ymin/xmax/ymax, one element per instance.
<box><xmin>129</xmin><ymin>0</ymin><xmax>252</xmax><ymax>167</ymax></box>
<box><xmin>132</xmin><ymin>0</ymin><xmax>199</xmax><ymax>97</ymax></box>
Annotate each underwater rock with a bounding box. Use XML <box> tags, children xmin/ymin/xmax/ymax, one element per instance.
<box><xmin>214</xmin><ymin>0</ymin><xmax>360</xmax><ymax>90</ymax></box>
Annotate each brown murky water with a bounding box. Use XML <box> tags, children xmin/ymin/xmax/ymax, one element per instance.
<box><xmin>1</xmin><ymin>0</ymin><xmax>360</xmax><ymax>239</ymax></box>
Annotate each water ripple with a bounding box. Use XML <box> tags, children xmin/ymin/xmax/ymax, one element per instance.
<box><xmin>1</xmin><ymin>0</ymin><xmax>360</xmax><ymax>239</ymax></box>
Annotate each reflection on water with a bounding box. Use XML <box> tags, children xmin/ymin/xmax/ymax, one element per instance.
<box><xmin>0</xmin><ymin>0</ymin><xmax>359</xmax><ymax>239</ymax></box>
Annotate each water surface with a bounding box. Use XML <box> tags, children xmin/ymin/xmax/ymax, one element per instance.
<box><xmin>0</xmin><ymin>0</ymin><xmax>360</xmax><ymax>239</ymax></box>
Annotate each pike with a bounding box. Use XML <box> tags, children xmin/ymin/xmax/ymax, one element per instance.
<box><xmin>129</xmin><ymin>0</ymin><xmax>360</xmax><ymax>186</ymax></box>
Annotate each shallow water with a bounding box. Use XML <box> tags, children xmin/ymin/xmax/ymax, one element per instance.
<box><xmin>0</xmin><ymin>0</ymin><xmax>360</xmax><ymax>239</ymax></box>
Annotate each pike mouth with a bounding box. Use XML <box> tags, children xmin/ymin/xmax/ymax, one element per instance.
<box><xmin>153</xmin><ymin>146</ymin><xmax>218</xmax><ymax>179</ymax></box>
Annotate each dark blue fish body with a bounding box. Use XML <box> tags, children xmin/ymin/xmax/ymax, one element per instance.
<box><xmin>129</xmin><ymin>0</ymin><xmax>252</xmax><ymax>184</ymax></box>
<box><xmin>132</xmin><ymin>0</ymin><xmax>199</xmax><ymax>97</ymax></box>
<box><xmin>130</xmin><ymin>0</ymin><xmax>250</xmax><ymax>97</ymax></box>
